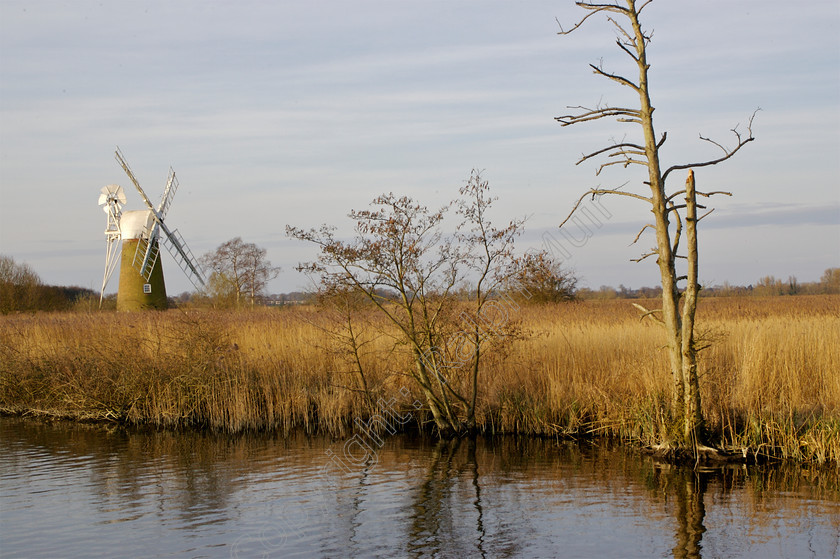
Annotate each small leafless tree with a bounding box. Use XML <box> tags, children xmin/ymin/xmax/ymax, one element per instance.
<box><xmin>287</xmin><ymin>171</ymin><xmax>523</xmax><ymax>436</ymax></box>
<box><xmin>200</xmin><ymin>237</ymin><xmax>279</xmax><ymax>308</ymax></box>
<box><xmin>557</xmin><ymin>1</ymin><xmax>757</xmax><ymax>452</ymax></box>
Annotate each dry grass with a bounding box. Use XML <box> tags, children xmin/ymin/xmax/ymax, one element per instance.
<box><xmin>508</xmin><ymin>296</ymin><xmax>840</xmax><ymax>464</ymax></box>
<box><xmin>1</xmin><ymin>295</ymin><xmax>838</xmax><ymax>463</ymax></box>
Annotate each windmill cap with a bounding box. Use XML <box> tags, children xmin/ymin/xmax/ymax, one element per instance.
<box><xmin>120</xmin><ymin>209</ymin><xmax>155</xmax><ymax>239</ymax></box>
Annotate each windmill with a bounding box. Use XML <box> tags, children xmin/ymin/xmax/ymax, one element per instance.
<box><xmin>98</xmin><ymin>147</ymin><xmax>205</xmax><ymax>310</ymax></box>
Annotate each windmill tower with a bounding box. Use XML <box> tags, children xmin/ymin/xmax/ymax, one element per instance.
<box><xmin>99</xmin><ymin>147</ymin><xmax>205</xmax><ymax>311</ymax></box>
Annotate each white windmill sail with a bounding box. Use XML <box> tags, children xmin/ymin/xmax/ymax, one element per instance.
<box><xmin>114</xmin><ymin>148</ymin><xmax>206</xmax><ymax>289</ymax></box>
<box><xmin>114</xmin><ymin>148</ymin><xmax>161</xmax><ymax>281</ymax></box>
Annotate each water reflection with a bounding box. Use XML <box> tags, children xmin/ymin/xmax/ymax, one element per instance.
<box><xmin>407</xmin><ymin>438</ymin><xmax>491</xmax><ymax>558</ymax></box>
<box><xmin>1</xmin><ymin>417</ymin><xmax>838</xmax><ymax>559</ymax></box>
<box><xmin>667</xmin><ymin>469</ymin><xmax>706</xmax><ymax>559</ymax></box>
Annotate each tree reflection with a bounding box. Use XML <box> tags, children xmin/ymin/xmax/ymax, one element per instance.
<box><xmin>671</xmin><ymin>470</ymin><xmax>708</xmax><ymax>559</ymax></box>
<box><xmin>406</xmin><ymin>437</ymin><xmax>491</xmax><ymax>558</ymax></box>
<box><xmin>467</xmin><ymin>437</ymin><xmax>487</xmax><ymax>559</ymax></box>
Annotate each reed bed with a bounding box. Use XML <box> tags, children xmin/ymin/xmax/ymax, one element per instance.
<box><xmin>1</xmin><ymin>295</ymin><xmax>838</xmax><ymax>464</ymax></box>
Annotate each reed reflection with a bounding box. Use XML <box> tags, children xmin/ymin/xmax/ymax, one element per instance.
<box><xmin>0</xmin><ymin>418</ymin><xmax>294</xmax><ymax>526</ymax></box>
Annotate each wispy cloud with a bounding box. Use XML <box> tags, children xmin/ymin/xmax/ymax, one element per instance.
<box><xmin>1</xmin><ymin>0</ymin><xmax>837</xmax><ymax>291</ymax></box>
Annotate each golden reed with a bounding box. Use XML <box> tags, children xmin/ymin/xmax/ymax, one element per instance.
<box><xmin>1</xmin><ymin>295</ymin><xmax>837</xmax><ymax>464</ymax></box>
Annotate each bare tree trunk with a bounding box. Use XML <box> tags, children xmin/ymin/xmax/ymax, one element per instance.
<box><xmin>629</xmin><ymin>4</ymin><xmax>687</xmax><ymax>435</ymax></box>
<box><xmin>467</xmin><ymin>328</ymin><xmax>480</xmax><ymax>429</ymax></box>
<box><xmin>681</xmin><ymin>170</ymin><xmax>703</xmax><ymax>443</ymax></box>
<box><xmin>413</xmin><ymin>351</ymin><xmax>458</xmax><ymax>434</ymax></box>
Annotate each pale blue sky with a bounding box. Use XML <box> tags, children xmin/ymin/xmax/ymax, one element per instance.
<box><xmin>1</xmin><ymin>0</ymin><xmax>838</xmax><ymax>294</ymax></box>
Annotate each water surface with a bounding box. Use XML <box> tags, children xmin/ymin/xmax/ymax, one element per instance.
<box><xmin>1</xmin><ymin>417</ymin><xmax>838</xmax><ymax>558</ymax></box>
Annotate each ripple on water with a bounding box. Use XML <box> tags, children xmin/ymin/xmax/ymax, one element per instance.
<box><xmin>1</xmin><ymin>418</ymin><xmax>839</xmax><ymax>559</ymax></box>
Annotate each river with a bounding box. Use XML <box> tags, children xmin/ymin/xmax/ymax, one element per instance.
<box><xmin>1</xmin><ymin>417</ymin><xmax>838</xmax><ymax>558</ymax></box>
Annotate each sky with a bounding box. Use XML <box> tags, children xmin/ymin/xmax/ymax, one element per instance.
<box><xmin>1</xmin><ymin>0</ymin><xmax>838</xmax><ymax>295</ymax></box>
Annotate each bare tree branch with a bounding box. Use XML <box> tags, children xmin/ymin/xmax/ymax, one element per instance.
<box><xmin>594</xmin><ymin>158</ymin><xmax>648</xmax><ymax>175</ymax></box>
<box><xmin>555</xmin><ymin>105</ymin><xmax>641</xmax><ymax>126</ymax></box>
<box><xmin>666</xmin><ymin>203</ymin><xmax>707</xmax><ymax>213</ymax></box>
<box><xmin>614</xmin><ymin>37</ymin><xmax>639</xmax><ymax>62</ymax></box>
<box><xmin>632</xmin><ymin>302</ymin><xmax>665</xmax><ymax>325</ymax></box>
<box><xmin>577</xmin><ymin>2</ymin><xmax>628</xmax><ymax>13</ymax></box>
<box><xmin>698</xmin><ymin>133</ymin><xmax>730</xmax><ymax>155</ymax></box>
<box><xmin>590</xmin><ymin>63</ymin><xmax>639</xmax><ymax>91</ymax></box>
<box><xmin>630</xmin><ymin>250</ymin><xmax>657</xmax><ymax>263</ymax></box>
<box><xmin>556</xmin><ymin>3</ymin><xmax>626</xmax><ymax>35</ymax></box>
<box><xmin>608</xmin><ymin>149</ymin><xmax>647</xmax><ymax>158</ymax></box>
<box><xmin>666</xmin><ymin>188</ymin><xmax>732</xmax><ymax>203</ymax></box>
<box><xmin>606</xmin><ymin>16</ymin><xmax>635</xmax><ymax>45</ymax></box>
<box><xmin>559</xmin><ymin>185</ymin><xmax>650</xmax><ymax>229</ymax></box>
<box><xmin>661</xmin><ymin>109</ymin><xmax>760</xmax><ymax>184</ymax></box>
<box><xmin>696</xmin><ymin>208</ymin><xmax>716</xmax><ymax>222</ymax></box>
<box><xmin>629</xmin><ymin>223</ymin><xmax>655</xmax><ymax>246</ymax></box>
<box><xmin>671</xmin><ymin>201</ymin><xmax>682</xmax><ymax>256</ymax></box>
<box><xmin>636</xmin><ymin>0</ymin><xmax>654</xmax><ymax>15</ymax></box>
<box><xmin>698</xmin><ymin>190</ymin><xmax>732</xmax><ymax>198</ymax></box>
<box><xmin>576</xmin><ymin>142</ymin><xmax>647</xmax><ymax>165</ymax></box>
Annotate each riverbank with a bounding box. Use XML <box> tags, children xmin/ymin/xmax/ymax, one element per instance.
<box><xmin>2</xmin><ymin>295</ymin><xmax>838</xmax><ymax>464</ymax></box>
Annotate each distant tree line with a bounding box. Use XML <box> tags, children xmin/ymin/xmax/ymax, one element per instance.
<box><xmin>576</xmin><ymin>268</ymin><xmax>840</xmax><ymax>300</ymax></box>
<box><xmin>0</xmin><ymin>255</ymin><xmax>98</xmax><ymax>314</ymax></box>
<box><xmin>3</xmin><ymin>250</ymin><xmax>837</xmax><ymax>314</ymax></box>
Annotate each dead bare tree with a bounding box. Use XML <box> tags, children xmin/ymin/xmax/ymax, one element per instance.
<box><xmin>557</xmin><ymin>1</ymin><xmax>757</xmax><ymax>453</ymax></box>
